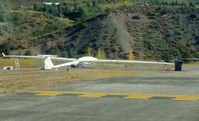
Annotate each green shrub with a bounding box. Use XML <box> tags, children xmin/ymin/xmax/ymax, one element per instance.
<box><xmin>0</xmin><ymin>43</ymin><xmax>11</xmax><ymax>54</ymax></box>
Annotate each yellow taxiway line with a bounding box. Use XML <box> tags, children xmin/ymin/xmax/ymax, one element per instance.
<box><xmin>32</xmin><ymin>91</ymin><xmax>199</xmax><ymax>101</ymax></box>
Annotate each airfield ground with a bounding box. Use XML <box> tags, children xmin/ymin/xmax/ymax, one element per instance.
<box><xmin>0</xmin><ymin>68</ymin><xmax>158</xmax><ymax>95</ymax></box>
<box><xmin>0</xmin><ymin>58</ymin><xmax>174</xmax><ymax>95</ymax></box>
<box><xmin>0</xmin><ymin>65</ymin><xmax>199</xmax><ymax>121</ymax></box>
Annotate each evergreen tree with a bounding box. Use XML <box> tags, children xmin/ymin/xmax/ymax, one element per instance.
<box><xmin>25</xmin><ymin>50</ymin><xmax>32</xmax><ymax>55</ymax></box>
<box><xmin>49</xmin><ymin>4</ymin><xmax>59</xmax><ymax>16</ymax></box>
<box><xmin>78</xmin><ymin>6</ymin><xmax>88</xmax><ymax>17</ymax></box>
<box><xmin>48</xmin><ymin>46</ymin><xmax>60</xmax><ymax>55</ymax></box>
<box><xmin>0</xmin><ymin>43</ymin><xmax>11</xmax><ymax>54</ymax></box>
<box><xmin>44</xmin><ymin>4</ymin><xmax>51</xmax><ymax>13</ymax></box>
<box><xmin>64</xmin><ymin>3</ymin><xmax>72</xmax><ymax>14</ymax></box>
<box><xmin>189</xmin><ymin>2</ymin><xmax>195</xmax><ymax>7</ymax></box>
<box><xmin>0</xmin><ymin>2</ymin><xmax>9</xmax><ymax>22</ymax></box>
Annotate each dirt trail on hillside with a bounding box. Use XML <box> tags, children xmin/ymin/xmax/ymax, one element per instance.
<box><xmin>110</xmin><ymin>14</ymin><xmax>133</xmax><ymax>53</ymax></box>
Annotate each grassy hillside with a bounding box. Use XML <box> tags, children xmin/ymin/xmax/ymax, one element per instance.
<box><xmin>0</xmin><ymin>0</ymin><xmax>105</xmax><ymax>54</ymax></box>
<box><xmin>0</xmin><ymin>10</ymin><xmax>72</xmax><ymax>38</ymax></box>
<box><xmin>17</xmin><ymin>6</ymin><xmax>198</xmax><ymax>62</ymax></box>
<box><xmin>0</xmin><ymin>0</ymin><xmax>199</xmax><ymax>61</ymax></box>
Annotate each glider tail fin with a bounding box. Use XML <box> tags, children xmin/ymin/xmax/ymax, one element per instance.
<box><xmin>2</xmin><ymin>53</ymin><xmax>5</xmax><ymax>57</ymax></box>
<box><xmin>44</xmin><ymin>57</ymin><xmax>54</xmax><ymax>70</ymax></box>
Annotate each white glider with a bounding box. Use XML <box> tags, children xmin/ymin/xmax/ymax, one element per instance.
<box><xmin>2</xmin><ymin>53</ymin><xmax>174</xmax><ymax>70</ymax></box>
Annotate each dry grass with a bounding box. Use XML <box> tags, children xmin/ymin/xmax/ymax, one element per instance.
<box><xmin>0</xmin><ymin>58</ymin><xmax>42</xmax><ymax>69</ymax></box>
<box><xmin>0</xmin><ymin>58</ymin><xmax>174</xmax><ymax>95</ymax></box>
<box><xmin>0</xmin><ymin>69</ymin><xmax>158</xmax><ymax>95</ymax></box>
<box><xmin>183</xmin><ymin>62</ymin><xmax>199</xmax><ymax>67</ymax></box>
<box><xmin>89</xmin><ymin>63</ymin><xmax>174</xmax><ymax>71</ymax></box>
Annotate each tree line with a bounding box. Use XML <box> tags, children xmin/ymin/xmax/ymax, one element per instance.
<box><xmin>134</xmin><ymin>0</ymin><xmax>198</xmax><ymax>7</ymax></box>
<box><xmin>33</xmin><ymin>0</ymin><xmax>104</xmax><ymax>21</ymax></box>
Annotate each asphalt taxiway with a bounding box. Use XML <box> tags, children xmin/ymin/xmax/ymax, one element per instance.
<box><xmin>0</xmin><ymin>68</ymin><xmax>199</xmax><ymax>121</ymax></box>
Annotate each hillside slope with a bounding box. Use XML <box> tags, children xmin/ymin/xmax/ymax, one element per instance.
<box><xmin>18</xmin><ymin>6</ymin><xmax>198</xmax><ymax>61</ymax></box>
<box><xmin>0</xmin><ymin>3</ymin><xmax>199</xmax><ymax>61</ymax></box>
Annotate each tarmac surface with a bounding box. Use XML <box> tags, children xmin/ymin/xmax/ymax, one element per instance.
<box><xmin>0</xmin><ymin>67</ymin><xmax>199</xmax><ymax>121</ymax></box>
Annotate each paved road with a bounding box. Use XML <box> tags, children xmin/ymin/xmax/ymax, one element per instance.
<box><xmin>0</xmin><ymin>69</ymin><xmax>199</xmax><ymax>121</ymax></box>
